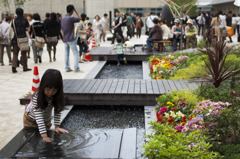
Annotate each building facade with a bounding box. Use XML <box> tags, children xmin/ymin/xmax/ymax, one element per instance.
<box><xmin>1</xmin><ymin>0</ymin><xmax>164</xmax><ymax>20</ymax></box>
<box><xmin>197</xmin><ymin>0</ymin><xmax>239</xmax><ymax>15</ymax></box>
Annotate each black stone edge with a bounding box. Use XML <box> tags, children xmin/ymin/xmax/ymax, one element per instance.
<box><xmin>0</xmin><ymin>105</ymin><xmax>74</xmax><ymax>158</ymax></box>
<box><xmin>84</xmin><ymin>61</ymin><xmax>107</xmax><ymax>79</ymax></box>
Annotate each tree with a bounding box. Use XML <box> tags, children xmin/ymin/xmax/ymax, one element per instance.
<box><xmin>160</xmin><ymin>0</ymin><xmax>198</xmax><ymax>17</ymax></box>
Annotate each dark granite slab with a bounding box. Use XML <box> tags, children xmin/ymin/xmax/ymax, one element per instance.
<box><xmin>14</xmin><ymin>129</ymin><xmax>123</xmax><ymax>158</ymax></box>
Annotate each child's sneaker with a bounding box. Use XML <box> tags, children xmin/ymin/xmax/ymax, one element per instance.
<box><xmin>123</xmin><ymin>58</ymin><xmax>127</xmax><ymax>64</ymax></box>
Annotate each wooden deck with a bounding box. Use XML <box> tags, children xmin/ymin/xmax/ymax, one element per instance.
<box><xmin>90</xmin><ymin>47</ymin><xmax>159</xmax><ymax>61</ymax></box>
<box><xmin>63</xmin><ymin>79</ymin><xmax>197</xmax><ymax>106</ymax></box>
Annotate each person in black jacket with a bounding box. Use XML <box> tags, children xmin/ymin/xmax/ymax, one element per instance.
<box><xmin>11</xmin><ymin>8</ymin><xmax>31</xmax><ymax>73</ymax></box>
<box><xmin>45</xmin><ymin>13</ymin><xmax>61</xmax><ymax>62</ymax></box>
<box><xmin>30</xmin><ymin>13</ymin><xmax>46</xmax><ymax>63</ymax></box>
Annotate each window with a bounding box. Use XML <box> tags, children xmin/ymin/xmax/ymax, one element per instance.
<box><xmin>150</xmin><ymin>8</ymin><xmax>162</xmax><ymax>15</ymax></box>
<box><xmin>126</xmin><ymin>8</ymin><xmax>143</xmax><ymax>16</ymax></box>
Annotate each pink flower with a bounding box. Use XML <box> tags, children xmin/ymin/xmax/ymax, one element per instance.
<box><xmin>174</xmin><ymin>125</ymin><xmax>184</xmax><ymax>132</ymax></box>
<box><xmin>159</xmin><ymin>107</ymin><xmax>167</xmax><ymax>114</ymax></box>
<box><xmin>178</xmin><ymin>100</ymin><xmax>186</xmax><ymax>107</ymax></box>
<box><xmin>225</xmin><ymin>102</ymin><xmax>231</xmax><ymax>106</ymax></box>
<box><xmin>195</xmin><ymin>125</ymin><xmax>202</xmax><ymax>129</ymax></box>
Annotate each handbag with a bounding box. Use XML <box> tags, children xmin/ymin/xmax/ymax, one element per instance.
<box><xmin>32</xmin><ymin>25</ymin><xmax>45</xmax><ymax>48</ymax></box>
<box><xmin>13</xmin><ymin>20</ymin><xmax>29</xmax><ymax>51</ymax></box>
<box><xmin>47</xmin><ymin>36</ymin><xmax>58</xmax><ymax>46</ymax></box>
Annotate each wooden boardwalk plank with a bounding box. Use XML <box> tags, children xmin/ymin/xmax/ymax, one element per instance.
<box><xmin>89</xmin><ymin>80</ymin><xmax>103</xmax><ymax>93</ymax></box>
<box><xmin>156</xmin><ymin>80</ymin><xmax>166</xmax><ymax>94</ymax></box>
<box><xmin>152</xmin><ymin>80</ymin><xmax>160</xmax><ymax>94</ymax></box>
<box><xmin>179</xmin><ymin>80</ymin><xmax>189</xmax><ymax>90</ymax></box>
<box><xmin>115</xmin><ymin>79</ymin><xmax>124</xmax><ymax>93</ymax></box>
<box><xmin>83</xmin><ymin>79</ymin><xmax>98</xmax><ymax>93</ymax></box>
<box><xmin>167</xmin><ymin>80</ymin><xmax>177</xmax><ymax>91</ymax></box>
<box><xmin>134</xmin><ymin>79</ymin><xmax>141</xmax><ymax>94</ymax></box>
<box><xmin>63</xmin><ymin>79</ymin><xmax>76</xmax><ymax>92</ymax></box>
<box><xmin>140</xmin><ymin>80</ymin><xmax>147</xmax><ymax>94</ymax></box>
<box><xmin>109</xmin><ymin>79</ymin><xmax>119</xmax><ymax>93</ymax></box>
<box><xmin>162</xmin><ymin>80</ymin><xmax>171</xmax><ymax>93</ymax></box>
<box><xmin>146</xmin><ymin>79</ymin><xmax>153</xmax><ymax>94</ymax></box>
<box><xmin>173</xmin><ymin>80</ymin><xmax>184</xmax><ymax>91</ymax></box>
<box><xmin>77</xmin><ymin>80</ymin><xmax>92</xmax><ymax>94</ymax></box>
<box><xmin>96</xmin><ymin>79</ymin><xmax>108</xmax><ymax>94</ymax></box>
<box><xmin>128</xmin><ymin>79</ymin><xmax>135</xmax><ymax>94</ymax></box>
<box><xmin>65</xmin><ymin>80</ymin><xmax>80</xmax><ymax>93</ymax></box>
<box><xmin>121</xmin><ymin>79</ymin><xmax>129</xmax><ymax>94</ymax></box>
<box><xmin>72</xmin><ymin>79</ymin><xmax>87</xmax><ymax>93</ymax></box>
<box><xmin>102</xmin><ymin>79</ymin><xmax>114</xmax><ymax>94</ymax></box>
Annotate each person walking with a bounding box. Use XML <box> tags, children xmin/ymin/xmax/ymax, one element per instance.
<box><xmin>197</xmin><ymin>13</ymin><xmax>205</xmax><ymax>36</ymax></box>
<box><xmin>76</xmin><ymin>13</ymin><xmax>88</xmax><ymax>63</ymax></box>
<box><xmin>11</xmin><ymin>8</ymin><xmax>31</xmax><ymax>73</ymax></box>
<box><xmin>146</xmin><ymin>12</ymin><xmax>158</xmax><ymax>34</ymax></box>
<box><xmin>0</xmin><ymin>16</ymin><xmax>12</xmax><ymax>66</ymax></box>
<box><xmin>226</xmin><ymin>11</ymin><xmax>233</xmax><ymax>43</ymax></box>
<box><xmin>30</xmin><ymin>13</ymin><xmax>45</xmax><ymax>64</ymax></box>
<box><xmin>204</xmin><ymin>12</ymin><xmax>212</xmax><ymax>38</ymax></box>
<box><xmin>218</xmin><ymin>11</ymin><xmax>226</xmax><ymax>41</ymax></box>
<box><xmin>126</xmin><ymin>13</ymin><xmax>134</xmax><ymax>39</ymax></box>
<box><xmin>26</xmin><ymin>14</ymin><xmax>35</xmax><ymax>58</ymax></box>
<box><xmin>211</xmin><ymin>13</ymin><xmax>221</xmax><ymax>41</ymax></box>
<box><xmin>100</xmin><ymin>13</ymin><xmax>109</xmax><ymax>42</ymax></box>
<box><xmin>136</xmin><ymin>15</ymin><xmax>144</xmax><ymax>38</ymax></box>
<box><xmin>61</xmin><ymin>5</ymin><xmax>81</xmax><ymax>72</ymax></box>
<box><xmin>93</xmin><ymin>15</ymin><xmax>103</xmax><ymax>46</ymax></box>
<box><xmin>45</xmin><ymin>13</ymin><xmax>61</xmax><ymax>62</ymax></box>
<box><xmin>111</xmin><ymin>11</ymin><xmax>124</xmax><ymax>44</ymax></box>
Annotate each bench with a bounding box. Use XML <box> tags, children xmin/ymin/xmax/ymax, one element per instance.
<box><xmin>154</xmin><ymin>40</ymin><xmax>173</xmax><ymax>52</ymax></box>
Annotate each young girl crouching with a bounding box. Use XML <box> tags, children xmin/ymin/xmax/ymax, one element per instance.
<box><xmin>23</xmin><ymin>69</ymin><xmax>68</xmax><ymax>142</ymax></box>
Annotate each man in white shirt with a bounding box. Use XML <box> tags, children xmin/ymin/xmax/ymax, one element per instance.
<box><xmin>146</xmin><ymin>12</ymin><xmax>158</xmax><ymax>33</ymax></box>
<box><xmin>218</xmin><ymin>11</ymin><xmax>226</xmax><ymax>40</ymax></box>
<box><xmin>100</xmin><ymin>13</ymin><xmax>109</xmax><ymax>42</ymax></box>
<box><xmin>196</xmin><ymin>13</ymin><xmax>205</xmax><ymax>36</ymax></box>
<box><xmin>0</xmin><ymin>16</ymin><xmax>12</xmax><ymax>66</ymax></box>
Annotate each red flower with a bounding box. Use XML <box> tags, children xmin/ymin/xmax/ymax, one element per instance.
<box><xmin>182</xmin><ymin>116</ymin><xmax>186</xmax><ymax>122</ymax></box>
<box><xmin>157</xmin><ymin>115</ymin><xmax>163</xmax><ymax>122</ymax></box>
<box><xmin>159</xmin><ymin>107</ymin><xmax>167</xmax><ymax>114</ymax></box>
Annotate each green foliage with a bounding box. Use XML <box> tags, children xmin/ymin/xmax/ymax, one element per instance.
<box><xmin>143</xmin><ymin>122</ymin><xmax>220</xmax><ymax>159</ymax></box>
<box><xmin>199</xmin><ymin>40</ymin><xmax>240</xmax><ymax>88</ymax></box>
<box><xmin>197</xmin><ymin>39</ymin><xmax>207</xmax><ymax>49</ymax></box>
<box><xmin>170</xmin><ymin>60</ymin><xmax>206</xmax><ymax>80</ymax></box>
<box><xmin>212</xmin><ymin>144</ymin><xmax>240</xmax><ymax>159</ymax></box>
<box><xmin>194</xmin><ymin>82</ymin><xmax>240</xmax><ymax>145</ymax></box>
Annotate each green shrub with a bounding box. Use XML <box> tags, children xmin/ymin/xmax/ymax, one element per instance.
<box><xmin>143</xmin><ymin>122</ymin><xmax>220</xmax><ymax>159</ymax></box>
<box><xmin>212</xmin><ymin>144</ymin><xmax>240</xmax><ymax>159</ymax></box>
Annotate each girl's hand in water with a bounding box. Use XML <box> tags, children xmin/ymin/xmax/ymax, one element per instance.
<box><xmin>55</xmin><ymin>126</ymin><xmax>68</xmax><ymax>134</ymax></box>
<box><xmin>41</xmin><ymin>133</ymin><xmax>52</xmax><ymax>142</ymax></box>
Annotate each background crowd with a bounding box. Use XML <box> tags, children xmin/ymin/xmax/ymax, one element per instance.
<box><xmin>0</xmin><ymin>6</ymin><xmax>239</xmax><ymax>72</ymax></box>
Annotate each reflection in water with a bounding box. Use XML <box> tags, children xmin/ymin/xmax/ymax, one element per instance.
<box><xmin>97</xmin><ymin>63</ymin><xmax>143</xmax><ymax>79</ymax></box>
<box><xmin>15</xmin><ymin>129</ymin><xmax>122</xmax><ymax>158</ymax></box>
<box><xmin>62</xmin><ymin>105</ymin><xmax>145</xmax><ymax>159</ymax></box>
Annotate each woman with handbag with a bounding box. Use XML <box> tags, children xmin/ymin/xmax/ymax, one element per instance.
<box><xmin>30</xmin><ymin>13</ymin><xmax>46</xmax><ymax>64</ymax></box>
<box><xmin>75</xmin><ymin>13</ymin><xmax>88</xmax><ymax>63</ymax></box>
<box><xmin>11</xmin><ymin>8</ymin><xmax>31</xmax><ymax>73</ymax></box>
<box><xmin>45</xmin><ymin>12</ymin><xmax>61</xmax><ymax>62</ymax></box>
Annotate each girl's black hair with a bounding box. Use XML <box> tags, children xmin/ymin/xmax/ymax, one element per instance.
<box><xmin>37</xmin><ymin>69</ymin><xmax>64</xmax><ymax>113</ymax></box>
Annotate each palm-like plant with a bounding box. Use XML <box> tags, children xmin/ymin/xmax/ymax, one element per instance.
<box><xmin>199</xmin><ymin>38</ymin><xmax>240</xmax><ymax>88</ymax></box>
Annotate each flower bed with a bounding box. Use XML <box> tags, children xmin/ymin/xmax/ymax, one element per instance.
<box><xmin>143</xmin><ymin>88</ymin><xmax>240</xmax><ymax>158</ymax></box>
